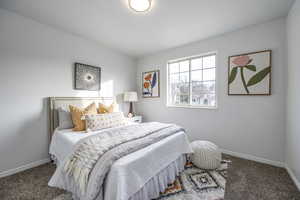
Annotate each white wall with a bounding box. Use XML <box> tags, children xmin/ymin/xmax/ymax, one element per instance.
<box><xmin>286</xmin><ymin>0</ymin><xmax>300</xmax><ymax>182</ymax></box>
<box><xmin>0</xmin><ymin>8</ymin><xmax>136</xmax><ymax>173</ymax></box>
<box><xmin>136</xmin><ymin>18</ymin><xmax>286</xmax><ymax>163</ymax></box>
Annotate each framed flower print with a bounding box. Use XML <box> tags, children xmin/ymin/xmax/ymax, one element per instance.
<box><xmin>142</xmin><ymin>70</ymin><xmax>160</xmax><ymax>98</ymax></box>
<box><xmin>228</xmin><ymin>50</ymin><xmax>272</xmax><ymax>95</ymax></box>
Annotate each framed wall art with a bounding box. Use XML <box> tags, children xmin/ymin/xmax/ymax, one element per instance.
<box><xmin>228</xmin><ymin>50</ymin><xmax>271</xmax><ymax>95</ymax></box>
<box><xmin>74</xmin><ymin>63</ymin><xmax>101</xmax><ymax>91</ymax></box>
<box><xmin>142</xmin><ymin>70</ymin><xmax>160</xmax><ymax>98</ymax></box>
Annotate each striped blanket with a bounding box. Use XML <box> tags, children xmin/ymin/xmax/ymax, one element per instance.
<box><xmin>63</xmin><ymin>122</ymin><xmax>184</xmax><ymax>199</ymax></box>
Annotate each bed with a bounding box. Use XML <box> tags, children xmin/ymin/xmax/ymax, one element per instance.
<box><xmin>48</xmin><ymin>97</ymin><xmax>192</xmax><ymax>200</ymax></box>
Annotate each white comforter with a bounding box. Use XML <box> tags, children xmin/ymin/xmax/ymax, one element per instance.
<box><xmin>49</xmin><ymin>124</ymin><xmax>192</xmax><ymax>200</ymax></box>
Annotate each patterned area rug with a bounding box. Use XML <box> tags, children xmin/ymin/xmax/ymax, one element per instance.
<box><xmin>53</xmin><ymin>160</ymin><xmax>228</xmax><ymax>200</ymax></box>
<box><xmin>154</xmin><ymin>160</ymin><xmax>228</xmax><ymax>200</ymax></box>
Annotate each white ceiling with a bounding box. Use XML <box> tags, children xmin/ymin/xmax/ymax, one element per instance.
<box><xmin>0</xmin><ymin>0</ymin><xmax>294</xmax><ymax>57</ymax></box>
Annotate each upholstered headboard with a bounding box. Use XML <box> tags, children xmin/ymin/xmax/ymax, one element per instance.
<box><xmin>49</xmin><ymin>97</ymin><xmax>114</xmax><ymax>140</ymax></box>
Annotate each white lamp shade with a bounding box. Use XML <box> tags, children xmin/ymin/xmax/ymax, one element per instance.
<box><xmin>124</xmin><ymin>92</ymin><xmax>138</xmax><ymax>102</ymax></box>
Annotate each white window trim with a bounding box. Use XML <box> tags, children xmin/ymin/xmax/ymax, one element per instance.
<box><xmin>166</xmin><ymin>51</ymin><xmax>218</xmax><ymax>109</ymax></box>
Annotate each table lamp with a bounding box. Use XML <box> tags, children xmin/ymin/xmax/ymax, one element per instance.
<box><xmin>124</xmin><ymin>91</ymin><xmax>138</xmax><ymax>117</ymax></box>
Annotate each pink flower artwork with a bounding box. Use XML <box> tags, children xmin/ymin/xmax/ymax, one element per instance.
<box><xmin>228</xmin><ymin>50</ymin><xmax>272</xmax><ymax>95</ymax></box>
<box><xmin>232</xmin><ymin>55</ymin><xmax>250</xmax><ymax>66</ymax></box>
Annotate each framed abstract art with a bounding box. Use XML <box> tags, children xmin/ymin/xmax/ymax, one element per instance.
<box><xmin>142</xmin><ymin>70</ymin><xmax>160</xmax><ymax>98</ymax></box>
<box><xmin>228</xmin><ymin>50</ymin><xmax>272</xmax><ymax>95</ymax></box>
<box><xmin>74</xmin><ymin>63</ymin><xmax>101</xmax><ymax>91</ymax></box>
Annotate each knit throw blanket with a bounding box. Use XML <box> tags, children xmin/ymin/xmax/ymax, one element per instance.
<box><xmin>63</xmin><ymin>122</ymin><xmax>184</xmax><ymax>197</ymax></box>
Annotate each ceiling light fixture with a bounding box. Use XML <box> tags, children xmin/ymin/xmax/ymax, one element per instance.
<box><xmin>128</xmin><ymin>0</ymin><xmax>152</xmax><ymax>13</ymax></box>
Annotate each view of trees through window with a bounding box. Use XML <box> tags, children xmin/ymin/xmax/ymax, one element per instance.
<box><xmin>168</xmin><ymin>53</ymin><xmax>216</xmax><ymax>107</ymax></box>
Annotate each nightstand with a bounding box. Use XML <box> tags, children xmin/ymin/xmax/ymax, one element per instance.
<box><xmin>126</xmin><ymin>115</ymin><xmax>142</xmax><ymax>123</ymax></box>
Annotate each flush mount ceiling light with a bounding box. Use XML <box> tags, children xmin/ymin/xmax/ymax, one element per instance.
<box><xmin>128</xmin><ymin>0</ymin><xmax>152</xmax><ymax>13</ymax></box>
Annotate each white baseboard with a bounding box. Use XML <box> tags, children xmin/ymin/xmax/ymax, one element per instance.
<box><xmin>286</xmin><ymin>165</ymin><xmax>300</xmax><ymax>191</ymax></box>
<box><xmin>221</xmin><ymin>149</ymin><xmax>285</xmax><ymax>168</ymax></box>
<box><xmin>0</xmin><ymin>158</ymin><xmax>50</xmax><ymax>178</ymax></box>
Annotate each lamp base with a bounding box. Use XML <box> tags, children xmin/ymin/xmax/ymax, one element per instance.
<box><xmin>128</xmin><ymin>102</ymin><xmax>135</xmax><ymax>118</ymax></box>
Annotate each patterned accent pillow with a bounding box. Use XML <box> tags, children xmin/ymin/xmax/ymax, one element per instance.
<box><xmin>85</xmin><ymin>112</ymin><xmax>128</xmax><ymax>132</ymax></box>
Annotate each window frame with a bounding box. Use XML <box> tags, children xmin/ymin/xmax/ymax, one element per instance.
<box><xmin>166</xmin><ymin>52</ymin><xmax>218</xmax><ymax>109</ymax></box>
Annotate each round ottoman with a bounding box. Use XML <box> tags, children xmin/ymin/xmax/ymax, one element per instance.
<box><xmin>190</xmin><ymin>140</ymin><xmax>221</xmax><ymax>170</ymax></box>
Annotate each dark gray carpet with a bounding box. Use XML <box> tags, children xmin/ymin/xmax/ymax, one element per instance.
<box><xmin>223</xmin><ymin>155</ymin><xmax>300</xmax><ymax>200</ymax></box>
<box><xmin>0</xmin><ymin>155</ymin><xmax>299</xmax><ymax>200</ymax></box>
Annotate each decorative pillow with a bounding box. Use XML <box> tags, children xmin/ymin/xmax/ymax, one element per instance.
<box><xmin>69</xmin><ymin>103</ymin><xmax>98</xmax><ymax>131</ymax></box>
<box><xmin>57</xmin><ymin>107</ymin><xmax>74</xmax><ymax>129</ymax></box>
<box><xmin>98</xmin><ymin>103</ymin><xmax>115</xmax><ymax>114</ymax></box>
<box><xmin>85</xmin><ymin>112</ymin><xmax>128</xmax><ymax>132</ymax></box>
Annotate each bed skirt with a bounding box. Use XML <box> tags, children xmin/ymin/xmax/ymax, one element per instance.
<box><xmin>129</xmin><ymin>155</ymin><xmax>186</xmax><ymax>200</ymax></box>
<box><xmin>52</xmin><ymin>154</ymin><xmax>186</xmax><ymax>200</ymax></box>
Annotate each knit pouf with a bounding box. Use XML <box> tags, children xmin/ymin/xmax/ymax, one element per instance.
<box><xmin>190</xmin><ymin>141</ymin><xmax>221</xmax><ymax>170</ymax></box>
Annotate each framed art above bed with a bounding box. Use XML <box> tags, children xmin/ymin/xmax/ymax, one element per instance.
<box><xmin>74</xmin><ymin>63</ymin><xmax>101</xmax><ymax>91</ymax></box>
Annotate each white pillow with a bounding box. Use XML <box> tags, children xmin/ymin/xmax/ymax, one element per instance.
<box><xmin>85</xmin><ymin>112</ymin><xmax>128</xmax><ymax>132</ymax></box>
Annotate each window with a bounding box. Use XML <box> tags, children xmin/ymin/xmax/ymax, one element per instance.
<box><xmin>167</xmin><ymin>53</ymin><xmax>217</xmax><ymax>108</ymax></box>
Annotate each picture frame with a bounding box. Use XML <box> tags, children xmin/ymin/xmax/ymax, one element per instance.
<box><xmin>142</xmin><ymin>70</ymin><xmax>160</xmax><ymax>98</ymax></box>
<box><xmin>74</xmin><ymin>63</ymin><xmax>101</xmax><ymax>91</ymax></box>
<box><xmin>228</xmin><ymin>50</ymin><xmax>272</xmax><ymax>95</ymax></box>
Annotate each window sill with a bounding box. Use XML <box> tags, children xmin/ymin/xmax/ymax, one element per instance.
<box><xmin>166</xmin><ymin>104</ymin><xmax>218</xmax><ymax>110</ymax></box>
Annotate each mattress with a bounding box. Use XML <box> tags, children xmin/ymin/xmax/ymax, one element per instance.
<box><xmin>49</xmin><ymin>125</ymin><xmax>192</xmax><ymax>200</ymax></box>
